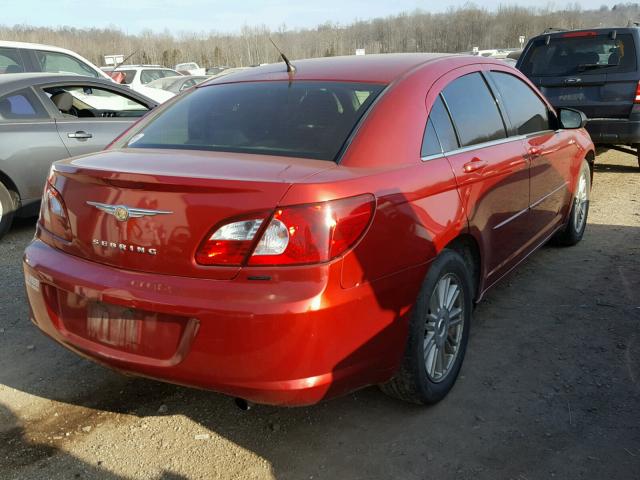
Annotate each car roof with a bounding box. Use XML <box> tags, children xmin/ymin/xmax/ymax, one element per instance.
<box><xmin>0</xmin><ymin>40</ymin><xmax>85</xmax><ymax>55</ymax></box>
<box><xmin>202</xmin><ymin>53</ymin><xmax>461</xmax><ymax>86</ymax></box>
<box><xmin>0</xmin><ymin>72</ymin><xmax>122</xmax><ymax>91</ymax></box>
<box><xmin>530</xmin><ymin>26</ymin><xmax>638</xmax><ymax>40</ymax></box>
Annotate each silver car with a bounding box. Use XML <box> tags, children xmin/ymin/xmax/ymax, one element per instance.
<box><xmin>0</xmin><ymin>73</ymin><xmax>157</xmax><ymax>238</ymax></box>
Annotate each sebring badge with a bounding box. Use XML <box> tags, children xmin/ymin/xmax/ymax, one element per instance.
<box><xmin>86</xmin><ymin>201</ymin><xmax>172</xmax><ymax>222</ymax></box>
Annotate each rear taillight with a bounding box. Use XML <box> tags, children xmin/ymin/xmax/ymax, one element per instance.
<box><xmin>634</xmin><ymin>82</ymin><xmax>640</xmax><ymax>103</ymax></box>
<box><xmin>195</xmin><ymin>217</ymin><xmax>266</xmax><ymax>266</ymax></box>
<box><xmin>195</xmin><ymin>194</ymin><xmax>375</xmax><ymax>267</ymax></box>
<box><xmin>40</xmin><ymin>182</ymin><xmax>72</xmax><ymax>241</ymax></box>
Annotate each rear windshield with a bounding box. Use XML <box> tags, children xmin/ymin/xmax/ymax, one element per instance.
<box><xmin>125</xmin><ymin>81</ymin><xmax>385</xmax><ymax>161</ymax></box>
<box><xmin>519</xmin><ymin>33</ymin><xmax>637</xmax><ymax>76</ymax></box>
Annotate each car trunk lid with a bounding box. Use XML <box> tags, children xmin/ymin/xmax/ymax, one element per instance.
<box><xmin>46</xmin><ymin>148</ymin><xmax>335</xmax><ymax>280</ymax></box>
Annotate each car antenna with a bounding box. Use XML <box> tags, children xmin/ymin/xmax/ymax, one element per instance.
<box><xmin>269</xmin><ymin>38</ymin><xmax>296</xmax><ymax>74</ymax></box>
<box><xmin>112</xmin><ymin>51</ymin><xmax>137</xmax><ymax>72</ymax></box>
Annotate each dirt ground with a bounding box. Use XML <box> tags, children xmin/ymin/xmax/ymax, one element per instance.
<box><xmin>0</xmin><ymin>149</ymin><xmax>638</xmax><ymax>480</ymax></box>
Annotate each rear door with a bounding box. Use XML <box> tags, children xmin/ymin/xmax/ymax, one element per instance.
<box><xmin>36</xmin><ymin>82</ymin><xmax>152</xmax><ymax>157</ymax></box>
<box><xmin>0</xmin><ymin>87</ymin><xmax>69</xmax><ymax>202</ymax></box>
<box><xmin>432</xmin><ymin>71</ymin><xmax>533</xmax><ymax>286</ymax></box>
<box><xmin>518</xmin><ymin>31</ymin><xmax>638</xmax><ymax>119</ymax></box>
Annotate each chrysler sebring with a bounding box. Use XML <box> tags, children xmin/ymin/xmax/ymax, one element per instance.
<box><xmin>23</xmin><ymin>54</ymin><xmax>594</xmax><ymax>406</ymax></box>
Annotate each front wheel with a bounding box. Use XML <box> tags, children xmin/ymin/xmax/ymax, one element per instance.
<box><xmin>380</xmin><ymin>249</ymin><xmax>472</xmax><ymax>405</ymax></box>
<box><xmin>553</xmin><ymin>159</ymin><xmax>591</xmax><ymax>246</ymax></box>
<box><xmin>0</xmin><ymin>182</ymin><xmax>16</xmax><ymax>240</ymax></box>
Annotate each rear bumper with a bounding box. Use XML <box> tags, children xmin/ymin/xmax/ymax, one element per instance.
<box><xmin>23</xmin><ymin>239</ymin><xmax>422</xmax><ymax>406</ymax></box>
<box><xmin>586</xmin><ymin>118</ymin><xmax>640</xmax><ymax>145</ymax></box>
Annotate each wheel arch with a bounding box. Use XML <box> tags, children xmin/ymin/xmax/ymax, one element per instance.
<box><xmin>585</xmin><ymin>149</ymin><xmax>595</xmax><ymax>183</ymax></box>
<box><xmin>0</xmin><ymin>170</ymin><xmax>21</xmax><ymax>206</ymax></box>
<box><xmin>443</xmin><ymin>233</ymin><xmax>482</xmax><ymax>301</ymax></box>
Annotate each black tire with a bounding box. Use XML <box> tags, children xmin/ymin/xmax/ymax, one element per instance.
<box><xmin>380</xmin><ymin>249</ymin><xmax>473</xmax><ymax>405</ymax></box>
<box><xmin>0</xmin><ymin>182</ymin><xmax>16</xmax><ymax>240</ymax></box>
<box><xmin>553</xmin><ymin>159</ymin><xmax>591</xmax><ymax>247</ymax></box>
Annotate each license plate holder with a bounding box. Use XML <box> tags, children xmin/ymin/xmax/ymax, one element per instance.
<box><xmin>87</xmin><ymin>302</ymin><xmax>142</xmax><ymax>349</ymax></box>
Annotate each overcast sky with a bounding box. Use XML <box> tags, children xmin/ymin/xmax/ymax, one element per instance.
<box><xmin>4</xmin><ymin>0</ymin><xmax>609</xmax><ymax>33</ymax></box>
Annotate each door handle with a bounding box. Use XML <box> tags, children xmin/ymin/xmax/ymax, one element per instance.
<box><xmin>528</xmin><ymin>146</ymin><xmax>542</xmax><ymax>158</ymax></box>
<box><xmin>68</xmin><ymin>131</ymin><xmax>92</xmax><ymax>139</ymax></box>
<box><xmin>463</xmin><ymin>157</ymin><xmax>487</xmax><ymax>173</ymax></box>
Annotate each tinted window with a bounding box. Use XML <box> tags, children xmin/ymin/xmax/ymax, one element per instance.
<box><xmin>0</xmin><ymin>47</ymin><xmax>24</xmax><ymax>74</ymax></box>
<box><xmin>35</xmin><ymin>50</ymin><xmax>98</xmax><ymax>77</ymax></box>
<box><xmin>428</xmin><ymin>96</ymin><xmax>459</xmax><ymax>152</ymax></box>
<box><xmin>442</xmin><ymin>73</ymin><xmax>506</xmax><ymax>147</ymax></box>
<box><xmin>0</xmin><ymin>89</ymin><xmax>48</xmax><ymax>120</ymax></box>
<box><xmin>421</xmin><ymin>119</ymin><xmax>441</xmax><ymax>157</ymax></box>
<box><xmin>489</xmin><ymin>72</ymin><xmax>549</xmax><ymax>135</ymax></box>
<box><xmin>124</xmin><ymin>81</ymin><xmax>384</xmax><ymax>161</ymax></box>
<box><xmin>519</xmin><ymin>33</ymin><xmax>637</xmax><ymax>76</ymax></box>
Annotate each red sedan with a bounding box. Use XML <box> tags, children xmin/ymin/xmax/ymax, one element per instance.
<box><xmin>23</xmin><ymin>54</ymin><xmax>594</xmax><ymax>406</ymax></box>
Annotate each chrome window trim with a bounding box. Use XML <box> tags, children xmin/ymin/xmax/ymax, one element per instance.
<box><xmin>421</xmin><ymin>134</ymin><xmax>528</xmax><ymax>161</ymax></box>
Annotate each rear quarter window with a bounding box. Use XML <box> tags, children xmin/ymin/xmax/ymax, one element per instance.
<box><xmin>519</xmin><ymin>33</ymin><xmax>637</xmax><ymax>76</ymax></box>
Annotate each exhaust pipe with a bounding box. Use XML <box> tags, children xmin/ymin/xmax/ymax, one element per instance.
<box><xmin>234</xmin><ymin>398</ymin><xmax>252</xmax><ymax>411</ymax></box>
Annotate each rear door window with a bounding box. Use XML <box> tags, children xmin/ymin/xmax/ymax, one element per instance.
<box><xmin>0</xmin><ymin>89</ymin><xmax>49</xmax><ymax>120</ymax></box>
<box><xmin>0</xmin><ymin>47</ymin><xmax>25</xmax><ymax>74</ymax></box>
<box><xmin>35</xmin><ymin>50</ymin><xmax>99</xmax><ymax>77</ymax></box>
<box><xmin>124</xmin><ymin>81</ymin><xmax>385</xmax><ymax>161</ymax></box>
<box><xmin>519</xmin><ymin>33</ymin><xmax>637</xmax><ymax>76</ymax></box>
<box><xmin>442</xmin><ymin>73</ymin><xmax>507</xmax><ymax>147</ymax></box>
<box><xmin>488</xmin><ymin>72</ymin><xmax>550</xmax><ymax>135</ymax></box>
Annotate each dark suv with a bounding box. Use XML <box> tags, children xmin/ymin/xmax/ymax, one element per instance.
<box><xmin>517</xmin><ymin>27</ymin><xmax>640</xmax><ymax>168</ymax></box>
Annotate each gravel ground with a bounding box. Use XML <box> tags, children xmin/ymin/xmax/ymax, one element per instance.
<box><xmin>0</xmin><ymin>149</ymin><xmax>639</xmax><ymax>480</ymax></box>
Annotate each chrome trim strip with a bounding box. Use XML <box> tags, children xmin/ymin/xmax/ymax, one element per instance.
<box><xmin>421</xmin><ymin>134</ymin><xmax>528</xmax><ymax>161</ymax></box>
<box><xmin>530</xmin><ymin>182</ymin><xmax>568</xmax><ymax>209</ymax></box>
<box><xmin>493</xmin><ymin>206</ymin><xmax>529</xmax><ymax>230</ymax></box>
<box><xmin>493</xmin><ymin>181</ymin><xmax>568</xmax><ymax>230</ymax></box>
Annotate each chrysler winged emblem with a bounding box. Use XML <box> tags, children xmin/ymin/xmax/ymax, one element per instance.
<box><xmin>86</xmin><ymin>201</ymin><xmax>172</xmax><ymax>222</ymax></box>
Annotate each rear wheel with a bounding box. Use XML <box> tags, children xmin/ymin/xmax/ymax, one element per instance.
<box><xmin>0</xmin><ymin>182</ymin><xmax>16</xmax><ymax>240</ymax></box>
<box><xmin>554</xmin><ymin>160</ymin><xmax>590</xmax><ymax>246</ymax></box>
<box><xmin>380</xmin><ymin>249</ymin><xmax>472</xmax><ymax>405</ymax></box>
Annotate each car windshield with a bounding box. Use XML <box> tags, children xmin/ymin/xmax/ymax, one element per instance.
<box><xmin>124</xmin><ymin>81</ymin><xmax>385</xmax><ymax>161</ymax></box>
<box><xmin>519</xmin><ymin>33</ymin><xmax>636</xmax><ymax>76</ymax></box>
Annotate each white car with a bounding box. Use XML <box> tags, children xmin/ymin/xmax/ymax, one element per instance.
<box><xmin>175</xmin><ymin>62</ymin><xmax>206</xmax><ymax>75</ymax></box>
<box><xmin>104</xmin><ymin>65</ymin><xmax>182</xmax><ymax>103</ymax></box>
<box><xmin>0</xmin><ymin>41</ymin><xmax>112</xmax><ymax>80</ymax></box>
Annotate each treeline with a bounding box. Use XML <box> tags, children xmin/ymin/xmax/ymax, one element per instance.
<box><xmin>1</xmin><ymin>3</ymin><xmax>639</xmax><ymax>68</ymax></box>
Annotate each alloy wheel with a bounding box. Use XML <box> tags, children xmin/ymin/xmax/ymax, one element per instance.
<box><xmin>573</xmin><ymin>170</ymin><xmax>589</xmax><ymax>233</ymax></box>
<box><xmin>424</xmin><ymin>273</ymin><xmax>465</xmax><ymax>383</ymax></box>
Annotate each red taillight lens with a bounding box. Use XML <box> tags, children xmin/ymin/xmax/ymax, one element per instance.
<box><xmin>40</xmin><ymin>182</ymin><xmax>72</xmax><ymax>241</ymax></box>
<box><xmin>634</xmin><ymin>82</ymin><xmax>640</xmax><ymax>103</ymax></box>
<box><xmin>195</xmin><ymin>195</ymin><xmax>375</xmax><ymax>267</ymax></box>
<box><xmin>249</xmin><ymin>194</ymin><xmax>375</xmax><ymax>266</ymax></box>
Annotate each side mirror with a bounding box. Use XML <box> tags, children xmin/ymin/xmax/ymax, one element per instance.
<box><xmin>558</xmin><ymin>108</ymin><xmax>587</xmax><ymax>129</ymax></box>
